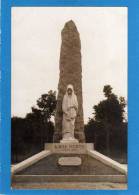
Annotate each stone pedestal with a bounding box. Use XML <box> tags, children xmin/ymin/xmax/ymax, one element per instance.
<box><xmin>60</xmin><ymin>138</ymin><xmax>79</xmax><ymax>144</ymax></box>
<box><xmin>44</xmin><ymin>143</ymin><xmax>94</xmax><ymax>154</ymax></box>
<box><xmin>45</xmin><ymin>143</ymin><xmax>94</xmax><ymax>167</ymax></box>
<box><xmin>12</xmin><ymin>142</ymin><xmax>127</xmax><ymax>185</ymax></box>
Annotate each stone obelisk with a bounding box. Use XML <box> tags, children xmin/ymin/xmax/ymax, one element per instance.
<box><xmin>53</xmin><ymin>20</ymin><xmax>85</xmax><ymax>143</ymax></box>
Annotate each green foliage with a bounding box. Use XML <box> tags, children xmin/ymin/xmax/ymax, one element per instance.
<box><xmin>31</xmin><ymin>90</ymin><xmax>57</xmax><ymax>122</ymax></box>
<box><xmin>11</xmin><ymin>90</ymin><xmax>57</xmax><ymax>163</ymax></box>
<box><xmin>94</xmin><ymin>85</ymin><xmax>126</xmax><ymax>124</ymax></box>
<box><xmin>103</xmin><ymin>85</ymin><xmax>113</xmax><ymax>98</ymax></box>
<box><xmin>85</xmin><ymin>85</ymin><xmax>127</xmax><ymax>159</ymax></box>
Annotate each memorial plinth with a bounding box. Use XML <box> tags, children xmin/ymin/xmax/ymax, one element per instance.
<box><xmin>44</xmin><ymin>143</ymin><xmax>94</xmax><ymax>154</ymax></box>
<box><xmin>45</xmin><ymin>143</ymin><xmax>94</xmax><ymax>166</ymax></box>
<box><xmin>12</xmin><ymin>144</ymin><xmax>127</xmax><ymax>184</ymax></box>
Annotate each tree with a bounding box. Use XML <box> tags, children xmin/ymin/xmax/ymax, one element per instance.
<box><xmin>11</xmin><ymin>90</ymin><xmax>57</xmax><ymax>163</ymax></box>
<box><xmin>103</xmin><ymin>85</ymin><xmax>112</xmax><ymax>98</ymax></box>
<box><xmin>93</xmin><ymin>85</ymin><xmax>126</xmax><ymax>155</ymax></box>
<box><xmin>11</xmin><ymin>117</ymin><xmax>26</xmax><ymax>162</ymax></box>
<box><xmin>85</xmin><ymin>85</ymin><xmax>127</xmax><ymax>157</ymax></box>
<box><xmin>94</xmin><ymin>85</ymin><xmax>126</xmax><ymax>124</ymax></box>
<box><xmin>31</xmin><ymin>90</ymin><xmax>57</xmax><ymax>122</ymax></box>
<box><xmin>26</xmin><ymin>90</ymin><xmax>57</xmax><ymax>147</ymax></box>
<box><xmin>85</xmin><ymin>118</ymin><xmax>105</xmax><ymax>149</ymax></box>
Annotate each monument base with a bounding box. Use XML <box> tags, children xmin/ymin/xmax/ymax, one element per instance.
<box><xmin>11</xmin><ymin>142</ymin><xmax>127</xmax><ymax>188</ymax></box>
<box><xmin>44</xmin><ymin>143</ymin><xmax>94</xmax><ymax>154</ymax></box>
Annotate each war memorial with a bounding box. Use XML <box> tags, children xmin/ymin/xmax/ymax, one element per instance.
<box><xmin>11</xmin><ymin>20</ymin><xmax>127</xmax><ymax>189</ymax></box>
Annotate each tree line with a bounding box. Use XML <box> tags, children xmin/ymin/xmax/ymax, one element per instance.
<box><xmin>85</xmin><ymin>85</ymin><xmax>127</xmax><ymax>163</ymax></box>
<box><xmin>11</xmin><ymin>85</ymin><xmax>127</xmax><ymax>163</ymax></box>
<box><xmin>11</xmin><ymin>90</ymin><xmax>57</xmax><ymax>162</ymax></box>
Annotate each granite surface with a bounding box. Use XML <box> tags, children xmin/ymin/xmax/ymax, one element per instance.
<box><xmin>16</xmin><ymin>154</ymin><xmax>123</xmax><ymax>175</ymax></box>
<box><xmin>54</xmin><ymin>20</ymin><xmax>85</xmax><ymax>142</ymax></box>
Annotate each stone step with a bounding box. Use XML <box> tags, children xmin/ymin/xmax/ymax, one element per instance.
<box><xmin>12</xmin><ymin>174</ymin><xmax>127</xmax><ymax>183</ymax></box>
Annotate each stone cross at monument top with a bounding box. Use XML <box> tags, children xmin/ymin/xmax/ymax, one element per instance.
<box><xmin>53</xmin><ymin>20</ymin><xmax>85</xmax><ymax>143</ymax></box>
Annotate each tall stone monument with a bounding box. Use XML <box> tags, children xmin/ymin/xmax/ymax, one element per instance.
<box><xmin>12</xmin><ymin>21</ymin><xmax>127</xmax><ymax>186</ymax></box>
<box><xmin>53</xmin><ymin>20</ymin><xmax>85</xmax><ymax>143</ymax></box>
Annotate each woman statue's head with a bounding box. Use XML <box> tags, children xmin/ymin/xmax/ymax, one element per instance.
<box><xmin>67</xmin><ymin>84</ymin><xmax>74</xmax><ymax>95</ymax></box>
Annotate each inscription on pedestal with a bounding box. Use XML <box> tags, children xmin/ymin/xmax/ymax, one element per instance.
<box><xmin>45</xmin><ymin>143</ymin><xmax>94</xmax><ymax>154</ymax></box>
<box><xmin>54</xmin><ymin>144</ymin><xmax>84</xmax><ymax>153</ymax></box>
<box><xmin>58</xmin><ymin>157</ymin><xmax>82</xmax><ymax>166</ymax></box>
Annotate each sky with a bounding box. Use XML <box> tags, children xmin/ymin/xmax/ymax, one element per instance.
<box><xmin>12</xmin><ymin>7</ymin><xmax>127</xmax><ymax>123</ymax></box>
